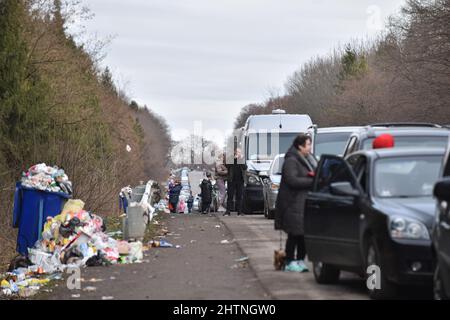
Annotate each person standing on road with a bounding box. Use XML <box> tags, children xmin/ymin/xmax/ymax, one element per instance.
<box><xmin>169</xmin><ymin>179</ymin><xmax>182</xmax><ymax>213</ymax></box>
<box><xmin>187</xmin><ymin>191</ymin><xmax>194</xmax><ymax>213</ymax></box>
<box><xmin>275</xmin><ymin>134</ymin><xmax>317</xmax><ymax>273</ymax></box>
<box><xmin>200</xmin><ymin>172</ymin><xmax>214</xmax><ymax>214</ymax></box>
<box><xmin>224</xmin><ymin>148</ymin><xmax>247</xmax><ymax>216</ymax></box>
<box><xmin>215</xmin><ymin>153</ymin><xmax>228</xmax><ymax>212</ymax></box>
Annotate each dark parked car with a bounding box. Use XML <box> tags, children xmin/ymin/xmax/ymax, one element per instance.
<box><xmin>342</xmin><ymin>123</ymin><xmax>450</xmax><ymax>157</ymax></box>
<box><xmin>304</xmin><ymin>148</ymin><xmax>445</xmax><ymax>299</ymax></box>
<box><xmin>432</xmin><ymin>146</ymin><xmax>450</xmax><ymax>300</ymax></box>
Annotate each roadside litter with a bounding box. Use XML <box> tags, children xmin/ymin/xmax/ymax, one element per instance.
<box><xmin>2</xmin><ymin>198</ymin><xmax>145</xmax><ymax>298</ymax></box>
<box><xmin>235</xmin><ymin>257</ymin><xmax>249</xmax><ymax>263</ymax></box>
<box><xmin>149</xmin><ymin>239</ymin><xmax>174</xmax><ymax>248</ymax></box>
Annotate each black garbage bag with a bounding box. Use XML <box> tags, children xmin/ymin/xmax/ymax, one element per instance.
<box><xmin>59</xmin><ymin>217</ymin><xmax>82</xmax><ymax>238</ymax></box>
<box><xmin>86</xmin><ymin>251</ymin><xmax>110</xmax><ymax>267</ymax></box>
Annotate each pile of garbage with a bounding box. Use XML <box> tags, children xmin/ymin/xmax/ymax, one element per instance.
<box><xmin>21</xmin><ymin>163</ymin><xmax>72</xmax><ymax>195</ymax></box>
<box><xmin>1</xmin><ymin>199</ymin><xmax>144</xmax><ymax>298</ymax></box>
<box><xmin>155</xmin><ymin>199</ymin><xmax>170</xmax><ymax>214</ymax></box>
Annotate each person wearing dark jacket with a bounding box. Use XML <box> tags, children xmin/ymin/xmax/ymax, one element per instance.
<box><xmin>200</xmin><ymin>172</ymin><xmax>214</xmax><ymax>214</ymax></box>
<box><xmin>187</xmin><ymin>192</ymin><xmax>194</xmax><ymax>213</ymax></box>
<box><xmin>169</xmin><ymin>180</ymin><xmax>183</xmax><ymax>213</ymax></box>
<box><xmin>275</xmin><ymin>134</ymin><xmax>317</xmax><ymax>273</ymax></box>
<box><xmin>224</xmin><ymin>148</ymin><xmax>247</xmax><ymax>216</ymax></box>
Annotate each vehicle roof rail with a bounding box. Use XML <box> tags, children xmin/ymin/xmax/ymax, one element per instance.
<box><xmin>368</xmin><ymin>122</ymin><xmax>442</xmax><ymax>128</ymax></box>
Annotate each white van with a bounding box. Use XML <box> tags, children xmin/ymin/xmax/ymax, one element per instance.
<box><xmin>238</xmin><ymin>109</ymin><xmax>314</xmax><ymax>214</ymax></box>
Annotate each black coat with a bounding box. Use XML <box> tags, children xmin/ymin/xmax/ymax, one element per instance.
<box><xmin>226</xmin><ymin>160</ymin><xmax>247</xmax><ymax>184</ymax></box>
<box><xmin>275</xmin><ymin>146</ymin><xmax>317</xmax><ymax>236</ymax></box>
<box><xmin>169</xmin><ymin>184</ymin><xmax>182</xmax><ymax>204</ymax></box>
<box><xmin>200</xmin><ymin>179</ymin><xmax>213</xmax><ymax>203</ymax></box>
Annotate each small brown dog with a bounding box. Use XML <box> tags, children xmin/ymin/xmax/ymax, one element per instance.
<box><xmin>274</xmin><ymin>250</ymin><xmax>286</xmax><ymax>271</ymax></box>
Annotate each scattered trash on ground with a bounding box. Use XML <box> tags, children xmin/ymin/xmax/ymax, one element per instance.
<box><xmin>83</xmin><ymin>286</ymin><xmax>97</xmax><ymax>292</ymax></box>
<box><xmin>149</xmin><ymin>239</ymin><xmax>174</xmax><ymax>248</ymax></box>
<box><xmin>235</xmin><ymin>257</ymin><xmax>249</xmax><ymax>263</ymax></box>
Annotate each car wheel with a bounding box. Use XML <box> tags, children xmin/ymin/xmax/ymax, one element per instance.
<box><xmin>313</xmin><ymin>261</ymin><xmax>340</xmax><ymax>284</ymax></box>
<box><xmin>434</xmin><ymin>264</ymin><xmax>449</xmax><ymax>300</ymax></box>
<box><xmin>366</xmin><ymin>237</ymin><xmax>397</xmax><ymax>300</ymax></box>
<box><xmin>267</xmin><ymin>210</ymin><xmax>275</xmax><ymax>220</ymax></box>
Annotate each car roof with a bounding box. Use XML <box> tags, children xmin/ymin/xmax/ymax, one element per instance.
<box><xmin>349</xmin><ymin>147</ymin><xmax>446</xmax><ymax>160</ymax></box>
<box><xmin>352</xmin><ymin>126</ymin><xmax>450</xmax><ymax>138</ymax></box>
<box><xmin>317</xmin><ymin>126</ymin><xmax>362</xmax><ymax>133</ymax></box>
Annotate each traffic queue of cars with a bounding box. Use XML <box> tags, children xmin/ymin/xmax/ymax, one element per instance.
<box><xmin>260</xmin><ymin>122</ymin><xmax>450</xmax><ymax>299</ymax></box>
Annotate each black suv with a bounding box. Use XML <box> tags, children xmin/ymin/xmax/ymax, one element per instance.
<box><xmin>343</xmin><ymin>123</ymin><xmax>450</xmax><ymax>158</ymax></box>
<box><xmin>304</xmin><ymin>148</ymin><xmax>445</xmax><ymax>299</ymax></box>
<box><xmin>432</xmin><ymin>146</ymin><xmax>450</xmax><ymax>300</ymax></box>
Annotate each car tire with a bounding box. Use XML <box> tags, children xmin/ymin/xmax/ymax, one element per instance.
<box><xmin>267</xmin><ymin>210</ymin><xmax>275</xmax><ymax>220</ymax></box>
<box><xmin>313</xmin><ymin>262</ymin><xmax>340</xmax><ymax>284</ymax></box>
<box><xmin>366</xmin><ymin>237</ymin><xmax>397</xmax><ymax>300</ymax></box>
<box><xmin>434</xmin><ymin>263</ymin><xmax>449</xmax><ymax>300</ymax></box>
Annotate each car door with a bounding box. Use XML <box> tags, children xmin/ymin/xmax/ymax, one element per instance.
<box><xmin>305</xmin><ymin>155</ymin><xmax>364</xmax><ymax>268</ymax></box>
<box><xmin>438</xmin><ymin>158</ymin><xmax>450</xmax><ymax>275</ymax></box>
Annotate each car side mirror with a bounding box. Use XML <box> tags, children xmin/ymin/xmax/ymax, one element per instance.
<box><xmin>434</xmin><ymin>178</ymin><xmax>450</xmax><ymax>200</ymax></box>
<box><xmin>259</xmin><ymin>171</ymin><xmax>269</xmax><ymax>177</ymax></box>
<box><xmin>330</xmin><ymin>182</ymin><xmax>360</xmax><ymax>197</ymax></box>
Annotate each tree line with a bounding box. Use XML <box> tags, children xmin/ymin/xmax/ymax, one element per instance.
<box><xmin>0</xmin><ymin>0</ymin><xmax>171</xmax><ymax>268</ymax></box>
<box><xmin>235</xmin><ymin>0</ymin><xmax>450</xmax><ymax>129</ymax></box>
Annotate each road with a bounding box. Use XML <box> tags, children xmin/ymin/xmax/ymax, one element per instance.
<box><xmin>40</xmin><ymin>213</ymin><xmax>270</xmax><ymax>300</ymax></box>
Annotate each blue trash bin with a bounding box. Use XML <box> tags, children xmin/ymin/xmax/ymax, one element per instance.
<box><xmin>13</xmin><ymin>182</ymin><xmax>72</xmax><ymax>255</ymax></box>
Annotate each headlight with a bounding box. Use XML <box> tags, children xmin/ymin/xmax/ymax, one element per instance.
<box><xmin>389</xmin><ymin>216</ymin><xmax>430</xmax><ymax>240</ymax></box>
<box><xmin>246</xmin><ymin>172</ymin><xmax>261</xmax><ymax>186</ymax></box>
<box><xmin>271</xmin><ymin>183</ymin><xmax>280</xmax><ymax>191</ymax></box>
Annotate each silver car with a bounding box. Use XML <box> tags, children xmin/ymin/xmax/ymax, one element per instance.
<box><xmin>314</xmin><ymin>126</ymin><xmax>362</xmax><ymax>159</ymax></box>
<box><xmin>261</xmin><ymin>154</ymin><xmax>284</xmax><ymax>219</ymax></box>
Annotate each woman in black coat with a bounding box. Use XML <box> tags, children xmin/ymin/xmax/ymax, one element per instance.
<box><xmin>275</xmin><ymin>134</ymin><xmax>317</xmax><ymax>272</ymax></box>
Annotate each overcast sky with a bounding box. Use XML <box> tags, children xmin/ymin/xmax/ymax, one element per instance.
<box><xmin>79</xmin><ymin>0</ymin><xmax>405</xmax><ymax>146</ymax></box>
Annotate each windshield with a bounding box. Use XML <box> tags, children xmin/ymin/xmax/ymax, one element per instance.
<box><xmin>363</xmin><ymin>136</ymin><xmax>448</xmax><ymax>150</ymax></box>
<box><xmin>315</xmin><ymin>132</ymin><xmax>352</xmax><ymax>158</ymax></box>
<box><xmin>374</xmin><ymin>155</ymin><xmax>442</xmax><ymax>198</ymax></box>
<box><xmin>247</xmin><ymin>133</ymin><xmax>298</xmax><ymax>161</ymax></box>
